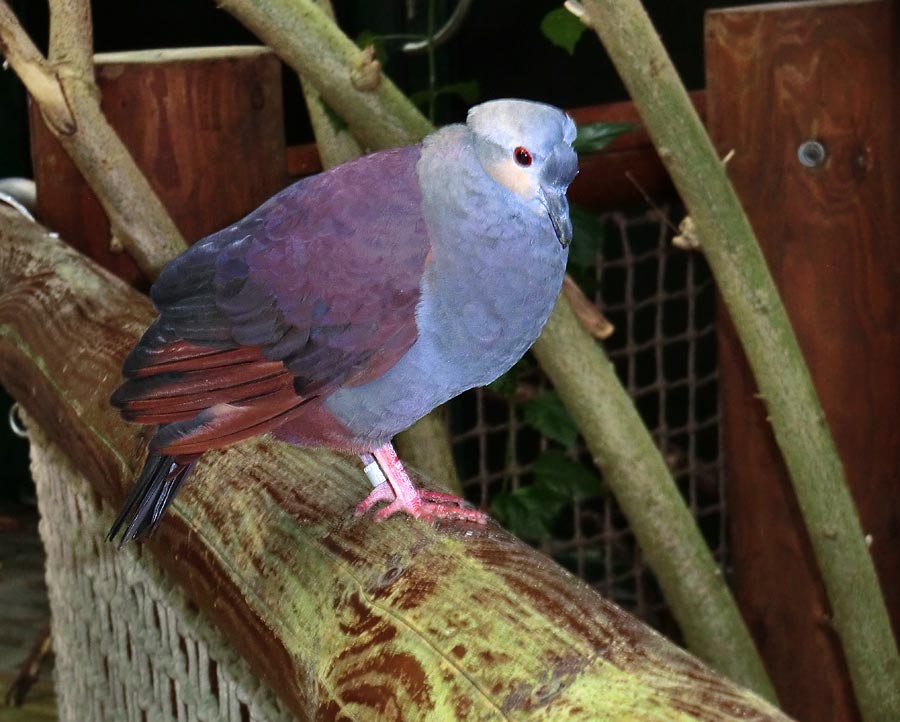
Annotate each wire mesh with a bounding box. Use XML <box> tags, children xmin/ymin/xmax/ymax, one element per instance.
<box><xmin>448</xmin><ymin>205</ymin><xmax>726</xmax><ymax>636</ymax></box>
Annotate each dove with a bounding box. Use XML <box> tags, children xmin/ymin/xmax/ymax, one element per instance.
<box><xmin>108</xmin><ymin>99</ymin><xmax>578</xmax><ymax>544</ymax></box>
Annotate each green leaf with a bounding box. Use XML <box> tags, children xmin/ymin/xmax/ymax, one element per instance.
<box><xmin>523</xmin><ymin>390</ymin><xmax>579</xmax><ymax>448</ymax></box>
<box><xmin>492</xmin><ymin>451</ymin><xmax>602</xmax><ymax>541</ymax></box>
<box><xmin>487</xmin><ymin>368</ymin><xmax>518</xmax><ymax>399</ymax></box>
<box><xmin>487</xmin><ymin>356</ymin><xmax>534</xmax><ymax>399</ymax></box>
<box><xmin>567</xmin><ymin>204</ymin><xmax>605</xmax><ymax>272</ymax></box>
<box><xmin>410</xmin><ymin>80</ymin><xmax>480</xmax><ymax>109</ymax></box>
<box><xmin>573</xmin><ymin>121</ymin><xmax>638</xmax><ymax>155</ymax></box>
<box><xmin>492</xmin><ymin>482</ymin><xmax>565</xmax><ymax>541</ymax></box>
<box><xmin>533</xmin><ymin>449</ymin><xmax>603</xmax><ymax>499</ymax></box>
<box><xmin>540</xmin><ymin>7</ymin><xmax>587</xmax><ymax>55</ymax></box>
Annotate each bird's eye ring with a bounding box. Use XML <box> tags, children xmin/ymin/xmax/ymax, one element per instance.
<box><xmin>514</xmin><ymin>146</ymin><xmax>532</xmax><ymax>167</ymax></box>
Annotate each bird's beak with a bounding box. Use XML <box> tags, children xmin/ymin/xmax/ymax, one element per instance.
<box><xmin>540</xmin><ymin>188</ymin><xmax>572</xmax><ymax>249</ymax></box>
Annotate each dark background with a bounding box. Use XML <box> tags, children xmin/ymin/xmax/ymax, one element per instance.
<box><xmin>2</xmin><ymin>0</ymin><xmax>774</xmax><ymax>174</ymax></box>
<box><xmin>0</xmin><ymin>0</ymin><xmax>771</xmax><ymax>500</ymax></box>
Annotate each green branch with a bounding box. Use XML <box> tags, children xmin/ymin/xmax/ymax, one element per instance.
<box><xmin>220</xmin><ymin>0</ymin><xmax>776</xmax><ymax>696</ymax></box>
<box><xmin>576</xmin><ymin>1</ymin><xmax>900</xmax><ymax>719</ymax></box>
<box><xmin>532</xmin><ymin>298</ymin><xmax>775</xmax><ymax>698</ymax></box>
<box><xmin>293</xmin><ymin>0</ymin><xmax>462</xmax><ymax>494</ymax></box>
<box><xmin>218</xmin><ymin>0</ymin><xmax>432</xmax><ymax>150</ymax></box>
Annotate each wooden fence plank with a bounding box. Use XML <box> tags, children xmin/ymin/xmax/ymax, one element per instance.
<box><xmin>706</xmin><ymin>2</ymin><xmax>899</xmax><ymax>720</ymax></box>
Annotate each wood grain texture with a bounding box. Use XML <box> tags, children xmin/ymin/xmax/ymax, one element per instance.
<box><xmin>29</xmin><ymin>46</ymin><xmax>287</xmax><ymax>289</ymax></box>
<box><xmin>0</xmin><ymin>209</ymin><xmax>793</xmax><ymax>722</ymax></box>
<box><xmin>706</xmin><ymin>2</ymin><xmax>899</xmax><ymax>720</ymax></box>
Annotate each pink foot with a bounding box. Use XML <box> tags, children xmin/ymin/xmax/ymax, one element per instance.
<box><xmin>354</xmin><ymin>444</ymin><xmax>489</xmax><ymax>525</ymax></box>
<box><xmin>354</xmin><ymin>480</ymin><xmax>394</xmax><ymax>516</ymax></box>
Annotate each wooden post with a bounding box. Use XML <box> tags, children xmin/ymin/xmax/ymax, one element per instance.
<box><xmin>29</xmin><ymin>46</ymin><xmax>287</xmax><ymax>289</ymax></box>
<box><xmin>706</xmin><ymin>2</ymin><xmax>899</xmax><ymax>720</ymax></box>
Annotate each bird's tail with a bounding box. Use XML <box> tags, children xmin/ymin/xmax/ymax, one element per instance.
<box><xmin>107</xmin><ymin>453</ymin><xmax>199</xmax><ymax>546</ymax></box>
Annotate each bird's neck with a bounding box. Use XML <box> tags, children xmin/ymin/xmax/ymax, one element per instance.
<box><xmin>413</xmin><ymin>124</ymin><xmax>567</xmax><ymax>377</ymax></box>
<box><xmin>416</xmin><ymin>125</ymin><xmax>560</xmax><ymax>268</ymax></box>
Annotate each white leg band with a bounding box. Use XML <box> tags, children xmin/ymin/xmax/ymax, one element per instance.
<box><xmin>363</xmin><ymin>460</ymin><xmax>387</xmax><ymax>488</ymax></box>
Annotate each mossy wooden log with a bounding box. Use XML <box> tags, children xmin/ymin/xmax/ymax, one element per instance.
<box><xmin>0</xmin><ymin>209</ymin><xmax>792</xmax><ymax>721</ymax></box>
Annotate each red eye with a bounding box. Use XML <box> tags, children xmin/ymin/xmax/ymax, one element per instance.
<box><xmin>514</xmin><ymin>146</ymin><xmax>532</xmax><ymax>167</ymax></box>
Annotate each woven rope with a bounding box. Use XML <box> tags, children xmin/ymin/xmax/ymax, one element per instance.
<box><xmin>30</xmin><ymin>431</ymin><xmax>294</xmax><ymax>722</ymax></box>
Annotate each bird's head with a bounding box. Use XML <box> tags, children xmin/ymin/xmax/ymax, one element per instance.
<box><xmin>467</xmin><ymin>99</ymin><xmax>578</xmax><ymax>248</ymax></box>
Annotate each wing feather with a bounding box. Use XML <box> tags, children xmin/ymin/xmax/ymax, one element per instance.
<box><xmin>113</xmin><ymin>144</ymin><xmax>430</xmax><ymax>452</ymax></box>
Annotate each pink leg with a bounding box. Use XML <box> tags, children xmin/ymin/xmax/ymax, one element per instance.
<box><xmin>354</xmin><ymin>443</ymin><xmax>489</xmax><ymax>524</ymax></box>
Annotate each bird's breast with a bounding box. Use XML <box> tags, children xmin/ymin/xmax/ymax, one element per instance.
<box><xmin>321</xmin><ymin>137</ymin><xmax>569</xmax><ymax>446</ymax></box>
<box><xmin>322</xmin><ymin>222</ymin><xmax>566</xmax><ymax>445</ymax></box>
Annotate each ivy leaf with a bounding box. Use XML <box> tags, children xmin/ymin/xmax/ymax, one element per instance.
<box><xmin>492</xmin><ymin>482</ymin><xmax>565</xmax><ymax>542</ymax></box>
<box><xmin>533</xmin><ymin>449</ymin><xmax>603</xmax><ymax>499</ymax></box>
<box><xmin>492</xmin><ymin>450</ymin><xmax>603</xmax><ymax>541</ymax></box>
<box><xmin>523</xmin><ymin>391</ymin><xmax>579</xmax><ymax>448</ymax></box>
<box><xmin>410</xmin><ymin>80</ymin><xmax>480</xmax><ymax>109</ymax></box>
<box><xmin>487</xmin><ymin>356</ymin><xmax>534</xmax><ymax>399</ymax></box>
<box><xmin>573</xmin><ymin>121</ymin><xmax>638</xmax><ymax>155</ymax></box>
<box><xmin>442</xmin><ymin>80</ymin><xmax>481</xmax><ymax>104</ymax></box>
<box><xmin>487</xmin><ymin>368</ymin><xmax>518</xmax><ymax>399</ymax></box>
<box><xmin>540</xmin><ymin>8</ymin><xmax>587</xmax><ymax>55</ymax></box>
<box><xmin>567</xmin><ymin>204</ymin><xmax>605</xmax><ymax>273</ymax></box>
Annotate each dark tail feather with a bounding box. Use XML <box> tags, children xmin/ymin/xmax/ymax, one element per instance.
<box><xmin>107</xmin><ymin>453</ymin><xmax>199</xmax><ymax>546</ymax></box>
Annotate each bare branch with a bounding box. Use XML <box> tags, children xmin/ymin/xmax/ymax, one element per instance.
<box><xmin>0</xmin><ymin>0</ymin><xmax>185</xmax><ymax>278</ymax></box>
<box><xmin>218</xmin><ymin>0</ymin><xmax>432</xmax><ymax>150</ymax></box>
<box><xmin>0</xmin><ymin>1</ymin><xmax>76</xmax><ymax>135</ymax></box>
<box><xmin>48</xmin><ymin>0</ymin><xmax>94</xmax><ymax>74</ymax></box>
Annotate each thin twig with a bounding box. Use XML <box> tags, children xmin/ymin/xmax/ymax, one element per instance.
<box><xmin>298</xmin><ymin>0</ymin><xmax>364</xmax><ymax>168</ymax></box>
<box><xmin>561</xmin><ymin>275</ymin><xmax>614</xmax><ymax>339</ymax></box>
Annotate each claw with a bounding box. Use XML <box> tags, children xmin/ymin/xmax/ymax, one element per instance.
<box><xmin>353</xmin><ymin>481</ymin><xmax>395</xmax><ymax>516</ymax></box>
<box><xmin>355</xmin><ymin>443</ymin><xmax>489</xmax><ymax>525</ymax></box>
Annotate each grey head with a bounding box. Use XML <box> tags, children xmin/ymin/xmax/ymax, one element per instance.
<box><xmin>466</xmin><ymin>99</ymin><xmax>578</xmax><ymax>247</ymax></box>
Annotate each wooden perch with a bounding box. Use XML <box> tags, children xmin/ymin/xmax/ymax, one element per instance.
<box><xmin>0</xmin><ymin>209</ymin><xmax>791</xmax><ymax>721</ymax></box>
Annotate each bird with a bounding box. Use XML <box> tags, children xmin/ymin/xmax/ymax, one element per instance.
<box><xmin>108</xmin><ymin>98</ymin><xmax>578</xmax><ymax>545</ymax></box>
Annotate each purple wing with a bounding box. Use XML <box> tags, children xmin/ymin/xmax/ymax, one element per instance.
<box><xmin>112</xmin><ymin>145</ymin><xmax>430</xmax><ymax>454</ymax></box>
